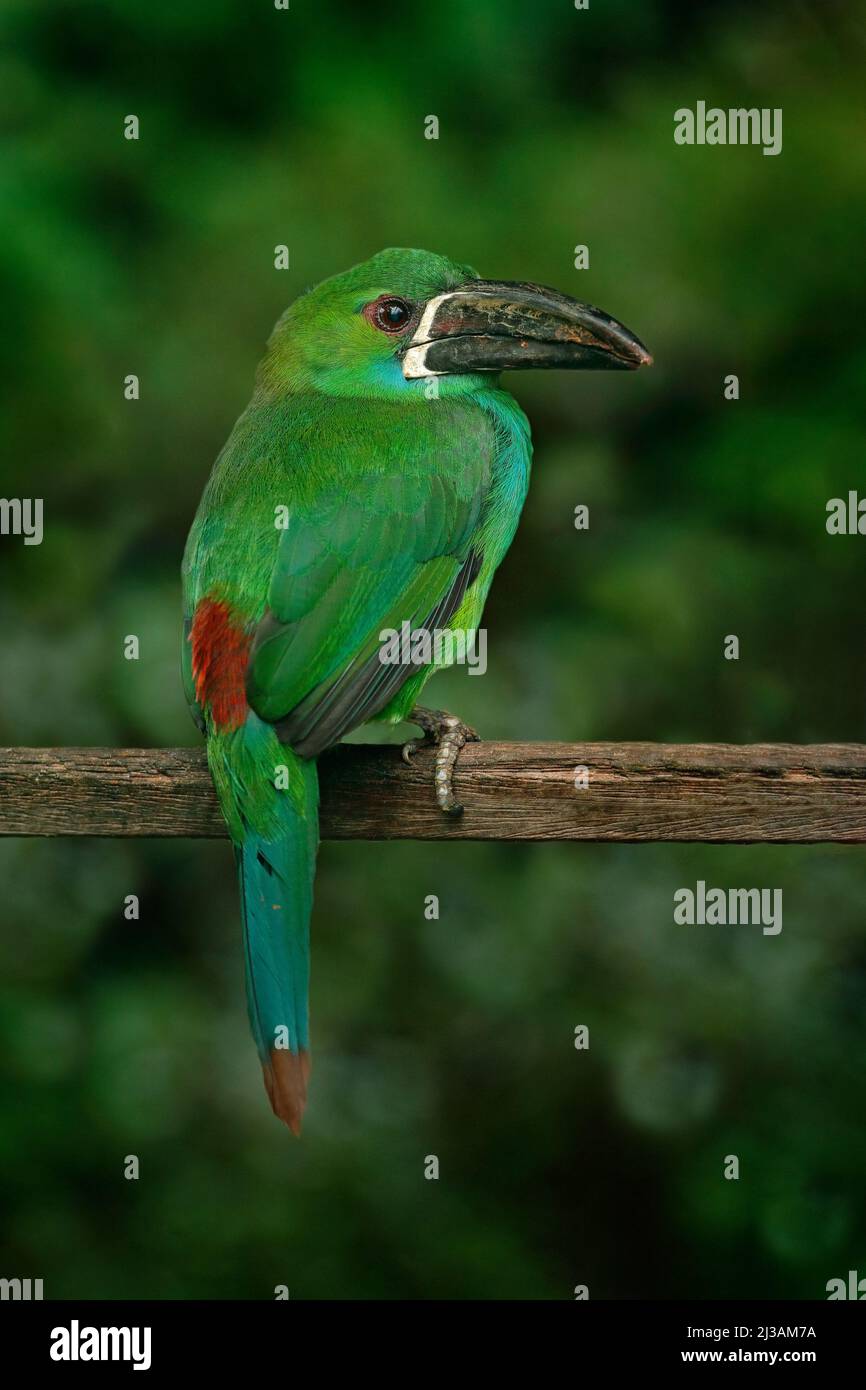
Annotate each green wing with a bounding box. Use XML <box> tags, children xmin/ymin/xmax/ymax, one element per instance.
<box><xmin>246</xmin><ymin>404</ymin><xmax>493</xmax><ymax>756</ymax></box>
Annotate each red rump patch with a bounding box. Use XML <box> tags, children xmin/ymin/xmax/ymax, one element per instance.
<box><xmin>190</xmin><ymin>598</ymin><xmax>251</xmax><ymax>731</ymax></box>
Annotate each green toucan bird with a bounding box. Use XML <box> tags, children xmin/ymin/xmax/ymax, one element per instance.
<box><xmin>182</xmin><ymin>248</ymin><xmax>650</xmax><ymax>1132</ymax></box>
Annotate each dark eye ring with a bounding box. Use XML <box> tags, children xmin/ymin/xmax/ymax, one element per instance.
<box><xmin>364</xmin><ymin>296</ymin><xmax>413</xmax><ymax>334</ymax></box>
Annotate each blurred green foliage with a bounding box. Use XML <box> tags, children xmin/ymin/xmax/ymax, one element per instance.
<box><xmin>1</xmin><ymin>0</ymin><xmax>866</xmax><ymax>1299</ymax></box>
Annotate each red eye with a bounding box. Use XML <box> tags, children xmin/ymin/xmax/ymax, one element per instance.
<box><xmin>364</xmin><ymin>296</ymin><xmax>413</xmax><ymax>333</ymax></box>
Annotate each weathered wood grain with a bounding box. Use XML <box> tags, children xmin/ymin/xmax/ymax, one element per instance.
<box><xmin>0</xmin><ymin>744</ymin><xmax>865</xmax><ymax>842</ymax></box>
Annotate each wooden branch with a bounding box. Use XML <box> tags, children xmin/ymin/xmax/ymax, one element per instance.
<box><xmin>0</xmin><ymin>744</ymin><xmax>865</xmax><ymax>842</ymax></box>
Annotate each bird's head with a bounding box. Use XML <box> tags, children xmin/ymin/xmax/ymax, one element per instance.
<box><xmin>259</xmin><ymin>247</ymin><xmax>651</xmax><ymax>400</ymax></box>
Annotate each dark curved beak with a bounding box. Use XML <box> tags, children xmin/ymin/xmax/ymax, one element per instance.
<box><xmin>401</xmin><ymin>279</ymin><xmax>652</xmax><ymax>379</ymax></box>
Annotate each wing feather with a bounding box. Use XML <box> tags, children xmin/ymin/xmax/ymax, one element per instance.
<box><xmin>244</xmin><ymin>401</ymin><xmax>494</xmax><ymax>752</ymax></box>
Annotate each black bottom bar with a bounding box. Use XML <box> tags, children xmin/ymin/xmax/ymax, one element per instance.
<box><xmin>2</xmin><ymin>1298</ymin><xmax>860</xmax><ymax>1375</ymax></box>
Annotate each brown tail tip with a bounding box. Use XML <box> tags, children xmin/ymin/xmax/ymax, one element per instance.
<box><xmin>262</xmin><ymin>1048</ymin><xmax>311</xmax><ymax>1136</ymax></box>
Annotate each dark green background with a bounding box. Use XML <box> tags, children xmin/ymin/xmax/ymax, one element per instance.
<box><xmin>1</xmin><ymin>0</ymin><xmax>865</xmax><ymax>1299</ymax></box>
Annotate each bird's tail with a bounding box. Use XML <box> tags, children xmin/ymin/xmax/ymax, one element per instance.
<box><xmin>208</xmin><ymin>714</ymin><xmax>319</xmax><ymax>1134</ymax></box>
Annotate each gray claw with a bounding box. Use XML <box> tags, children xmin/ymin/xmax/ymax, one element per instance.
<box><xmin>404</xmin><ymin>709</ymin><xmax>479</xmax><ymax>816</ymax></box>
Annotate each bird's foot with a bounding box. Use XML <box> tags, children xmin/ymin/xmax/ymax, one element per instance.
<box><xmin>401</xmin><ymin>706</ymin><xmax>480</xmax><ymax>815</ymax></box>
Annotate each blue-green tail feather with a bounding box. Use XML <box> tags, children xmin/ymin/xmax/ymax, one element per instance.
<box><xmin>209</xmin><ymin>715</ymin><xmax>319</xmax><ymax>1133</ymax></box>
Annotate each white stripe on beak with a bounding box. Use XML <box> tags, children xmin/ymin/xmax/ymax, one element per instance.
<box><xmin>402</xmin><ymin>289</ymin><xmax>479</xmax><ymax>378</ymax></box>
<box><xmin>402</xmin><ymin>342</ymin><xmax>443</xmax><ymax>378</ymax></box>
